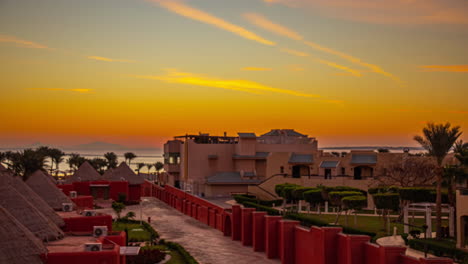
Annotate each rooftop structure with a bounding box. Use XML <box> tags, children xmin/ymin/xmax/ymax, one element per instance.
<box><xmin>65</xmin><ymin>161</ymin><xmax>102</xmax><ymax>183</ymax></box>
<box><xmin>26</xmin><ymin>170</ymin><xmax>74</xmax><ymax>210</ymax></box>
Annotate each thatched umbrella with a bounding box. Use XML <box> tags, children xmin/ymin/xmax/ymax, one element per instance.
<box><xmin>0</xmin><ymin>205</ymin><xmax>47</xmax><ymax>264</ymax></box>
<box><xmin>26</xmin><ymin>170</ymin><xmax>73</xmax><ymax>210</ymax></box>
<box><xmin>0</xmin><ymin>170</ymin><xmax>64</xmax><ymax>227</ymax></box>
<box><xmin>104</xmin><ymin>162</ymin><xmax>144</xmax><ymax>185</ymax></box>
<box><xmin>0</xmin><ymin>185</ymin><xmax>64</xmax><ymax>241</ymax></box>
<box><xmin>65</xmin><ymin>161</ymin><xmax>101</xmax><ymax>184</ymax></box>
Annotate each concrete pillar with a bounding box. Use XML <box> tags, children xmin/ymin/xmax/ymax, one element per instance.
<box><xmin>231</xmin><ymin>205</ymin><xmax>242</xmax><ymax>241</ymax></box>
<box><xmin>325</xmin><ymin>201</ymin><xmax>329</xmax><ymax>213</ymax></box>
<box><xmin>403</xmin><ymin>206</ymin><xmax>409</xmax><ymax>234</ymax></box>
<box><xmin>426</xmin><ymin>207</ymin><xmax>432</xmax><ymax>239</ymax></box>
<box><xmin>265</xmin><ymin>215</ymin><xmax>282</xmax><ymax>259</ymax></box>
<box><xmin>241</xmin><ymin>208</ymin><xmax>256</xmax><ymax>246</ymax></box>
<box><xmin>252</xmin><ymin>211</ymin><xmax>267</xmax><ymax>252</ymax></box>
<box><xmin>279</xmin><ymin>220</ymin><xmax>300</xmax><ymax>264</ymax></box>
<box><xmin>298</xmin><ymin>200</ymin><xmax>302</xmax><ymax>212</ymax></box>
<box><xmin>449</xmin><ymin>207</ymin><xmax>455</xmax><ymax>238</ymax></box>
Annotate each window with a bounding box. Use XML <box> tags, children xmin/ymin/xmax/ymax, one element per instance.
<box><xmin>341</xmin><ymin>167</ymin><xmax>345</xmax><ymax>175</ymax></box>
<box><xmin>280</xmin><ymin>166</ymin><xmax>284</xmax><ymax>174</ymax></box>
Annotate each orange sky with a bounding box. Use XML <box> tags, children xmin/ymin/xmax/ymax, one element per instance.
<box><xmin>0</xmin><ymin>0</ymin><xmax>467</xmax><ymax>148</ymax></box>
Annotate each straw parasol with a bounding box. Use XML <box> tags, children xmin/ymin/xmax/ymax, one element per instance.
<box><xmin>104</xmin><ymin>162</ymin><xmax>144</xmax><ymax>185</ymax></box>
<box><xmin>0</xmin><ymin>205</ymin><xmax>47</xmax><ymax>264</ymax></box>
<box><xmin>65</xmin><ymin>161</ymin><xmax>101</xmax><ymax>183</ymax></box>
<box><xmin>0</xmin><ymin>170</ymin><xmax>65</xmax><ymax>227</ymax></box>
<box><xmin>0</xmin><ymin>184</ymin><xmax>65</xmax><ymax>241</ymax></box>
<box><xmin>26</xmin><ymin>170</ymin><xmax>74</xmax><ymax>210</ymax></box>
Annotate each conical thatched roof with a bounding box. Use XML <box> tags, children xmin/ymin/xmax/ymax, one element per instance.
<box><xmin>0</xmin><ymin>172</ymin><xmax>65</xmax><ymax>227</ymax></box>
<box><xmin>65</xmin><ymin>161</ymin><xmax>101</xmax><ymax>183</ymax></box>
<box><xmin>0</xmin><ymin>185</ymin><xmax>64</xmax><ymax>241</ymax></box>
<box><xmin>26</xmin><ymin>170</ymin><xmax>73</xmax><ymax>210</ymax></box>
<box><xmin>104</xmin><ymin>162</ymin><xmax>144</xmax><ymax>185</ymax></box>
<box><xmin>0</xmin><ymin>205</ymin><xmax>47</xmax><ymax>264</ymax></box>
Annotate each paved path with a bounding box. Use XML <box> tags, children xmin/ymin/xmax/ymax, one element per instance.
<box><xmin>99</xmin><ymin>197</ymin><xmax>279</xmax><ymax>264</ymax></box>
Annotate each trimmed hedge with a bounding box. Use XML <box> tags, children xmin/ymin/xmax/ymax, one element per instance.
<box><xmin>292</xmin><ymin>187</ymin><xmax>316</xmax><ymax>201</ymax></box>
<box><xmin>161</xmin><ymin>241</ymin><xmax>199</xmax><ymax>264</ymax></box>
<box><xmin>284</xmin><ymin>213</ymin><xmax>376</xmax><ymax>238</ymax></box>
<box><xmin>408</xmin><ymin>239</ymin><xmax>468</xmax><ymax>263</ymax></box>
<box><xmin>303</xmin><ymin>189</ymin><xmax>323</xmax><ymax>206</ymax></box>
<box><xmin>242</xmin><ymin>201</ymin><xmax>281</xmax><ymax>215</ymax></box>
<box><xmin>116</xmin><ymin>219</ymin><xmax>160</xmax><ymax>239</ymax></box>
<box><xmin>342</xmin><ymin>195</ymin><xmax>367</xmax><ymax>210</ymax></box>
<box><xmin>329</xmin><ymin>191</ymin><xmax>363</xmax><ymax>206</ymax></box>
<box><xmin>275</xmin><ymin>183</ymin><xmax>299</xmax><ymax>197</ymax></box>
<box><xmin>373</xmin><ymin>193</ymin><xmax>400</xmax><ymax>211</ymax></box>
<box><xmin>368</xmin><ymin>186</ymin><xmax>399</xmax><ymax>195</ymax></box>
<box><xmin>399</xmin><ymin>187</ymin><xmax>433</xmax><ymax>203</ymax></box>
<box><xmin>233</xmin><ymin>194</ymin><xmax>282</xmax><ymax>207</ymax></box>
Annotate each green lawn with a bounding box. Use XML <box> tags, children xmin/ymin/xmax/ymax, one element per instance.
<box><xmin>112</xmin><ymin>222</ymin><xmax>151</xmax><ymax>242</ymax></box>
<box><xmin>300</xmin><ymin>213</ymin><xmax>448</xmax><ymax>239</ymax></box>
<box><xmin>154</xmin><ymin>245</ymin><xmax>186</xmax><ymax>264</ymax></box>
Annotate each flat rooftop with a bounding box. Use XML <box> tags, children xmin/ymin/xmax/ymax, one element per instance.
<box><xmin>46</xmin><ymin>236</ymin><xmax>103</xmax><ymax>253</ymax></box>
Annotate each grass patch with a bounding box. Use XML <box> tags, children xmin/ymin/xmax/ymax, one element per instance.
<box><xmin>298</xmin><ymin>213</ymin><xmax>448</xmax><ymax>239</ymax></box>
<box><xmin>112</xmin><ymin>221</ymin><xmax>151</xmax><ymax>242</ymax></box>
<box><xmin>154</xmin><ymin>245</ymin><xmax>187</xmax><ymax>264</ymax></box>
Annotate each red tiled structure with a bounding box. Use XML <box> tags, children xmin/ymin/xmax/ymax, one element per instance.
<box><xmin>151</xmin><ymin>183</ymin><xmax>455</xmax><ymax>264</ymax></box>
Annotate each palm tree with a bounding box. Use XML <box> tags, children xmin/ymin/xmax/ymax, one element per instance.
<box><xmin>9</xmin><ymin>149</ymin><xmax>47</xmax><ymax>180</ymax></box>
<box><xmin>89</xmin><ymin>158</ymin><xmax>108</xmax><ymax>174</ymax></box>
<box><xmin>124</xmin><ymin>152</ymin><xmax>137</xmax><ymax>165</ymax></box>
<box><xmin>146</xmin><ymin>163</ymin><xmax>153</xmax><ymax>180</ymax></box>
<box><xmin>67</xmin><ymin>153</ymin><xmax>82</xmax><ymax>172</ymax></box>
<box><xmin>104</xmin><ymin>152</ymin><xmax>118</xmax><ymax>169</ymax></box>
<box><xmin>136</xmin><ymin>162</ymin><xmax>145</xmax><ymax>175</ymax></box>
<box><xmin>37</xmin><ymin>146</ymin><xmax>54</xmax><ymax>174</ymax></box>
<box><xmin>154</xmin><ymin>161</ymin><xmax>164</xmax><ymax>182</ymax></box>
<box><xmin>49</xmin><ymin>148</ymin><xmax>65</xmax><ymax>177</ymax></box>
<box><xmin>414</xmin><ymin>122</ymin><xmax>462</xmax><ymax>239</ymax></box>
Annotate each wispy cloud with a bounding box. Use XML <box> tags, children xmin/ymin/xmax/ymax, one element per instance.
<box><xmin>87</xmin><ymin>56</ymin><xmax>136</xmax><ymax>63</ymax></box>
<box><xmin>244</xmin><ymin>13</ymin><xmax>395</xmax><ymax>80</ymax></box>
<box><xmin>303</xmin><ymin>41</ymin><xmax>399</xmax><ymax>81</ymax></box>
<box><xmin>28</xmin><ymin>88</ymin><xmax>93</xmax><ymax>93</ymax></box>
<box><xmin>242</xmin><ymin>67</ymin><xmax>272</xmax><ymax>71</ymax></box>
<box><xmin>281</xmin><ymin>48</ymin><xmax>309</xmax><ymax>57</ymax></box>
<box><xmin>131</xmin><ymin>69</ymin><xmax>320</xmax><ymax>98</ymax></box>
<box><xmin>0</xmin><ymin>34</ymin><xmax>49</xmax><ymax>49</ymax></box>
<box><xmin>148</xmin><ymin>0</ymin><xmax>275</xmax><ymax>46</ymax></box>
<box><xmin>419</xmin><ymin>65</ymin><xmax>468</xmax><ymax>73</ymax></box>
<box><xmin>260</xmin><ymin>0</ymin><xmax>468</xmax><ymax>25</ymax></box>
<box><xmin>287</xmin><ymin>65</ymin><xmax>305</xmax><ymax>72</ymax></box>
<box><xmin>243</xmin><ymin>13</ymin><xmax>303</xmax><ymax>40</ymax></box>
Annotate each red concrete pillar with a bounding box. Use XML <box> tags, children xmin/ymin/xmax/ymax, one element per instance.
<box><xmin>379</xmin><ymin>245</ymin><xmax>406</xmax><ymax>264</ymax></box>
<box><xmin>265</xmin><ymin>215</ymin><xmax>283</xmax><ymax>259</ymax></box>
<box><xmin>419</xmin><ymin>258</ymin><xmax>453</xmax><ymax>264</ymax></box>
<box><xmin>241</xmin><ymin>208</ymin><xmax>256</xmax><ymax>246</ymax></box>
<box><xmin>252</xmin><ymin>211</ymin><xmax>267</xmax><ymax>252</ymax></box>
<box><xmin>337</xmin><ymin>233</ymin><xmax>370</xmax><ymax>264</ymax></box>
<box><xmin>208</xmin><ymin>208</ymin><xmax>216</xmax><ymax>228</ymax></box>
<box><xmin>192</xmin><ymin>204</ymin><xmax>197</xmax><ymax>219</ymax></box>
<box><xmin>323</xmin><ymin>227</ymin><xmax>343</xmax><ymax>264</ymax></box>
<box><xmin>279</xmin><ymin>220</ymin><xmax>300</xmax><ymax>264</ymax></box>
<box><xmin>231</xmin><ymin>205</ymin><xmax>242</xmax><ymax>241</ymax></box>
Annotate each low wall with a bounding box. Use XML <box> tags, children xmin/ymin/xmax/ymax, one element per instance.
<box><xmin>71</xmin><ymin>196</ymin><xmax>94</xmax><ymax>209</ymax></box>
<box><xmin>62</xmin><ymin>215</ymin><xmax>113</xmax><ymax>233</ymax></box>
<box><xmin>150</xmin><ymin>184</ymin><xmax>454</xmax><ymax>264</ymax></box>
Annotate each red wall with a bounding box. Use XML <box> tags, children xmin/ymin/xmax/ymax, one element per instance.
<box><xmin>58</xmin><ymin>184</ymin><xmax>74</xmax><ymax>196</ymax></box>
<box><xmin>128</xmin><ymin>185</ymin><xmax>141</xmax><ymax>202</ymax></box>
<box><xmin>62</xmin><ymin>215</ymin><xmax>112</xmax><ymax>233</ymax></box>
<box><xmin>149</xmin><ymin>183</ymin><xmax>456</xmax><ymax>264</ymax></box>
<box><xmin>71</xmin><ymin>196</ymin><xmax>94</xmax><ymax>209</ymax></box>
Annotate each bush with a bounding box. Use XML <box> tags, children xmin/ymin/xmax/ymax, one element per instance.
<box><xmin>408</xmin><ymin>239</ymin><xmax>468</xmax><ymax>263</ymax></box>
<box><xmin>127</xmin><ymin>246</ymin><xmax>166</xmax><ymax>264</ymax></box>
<box><xmin>399</xmin><ymin>187</ymin><xmax>433</xmax><ymax>203</ymax></box>
<box><xmin>161</xmin><ymin>241</ymin><xmax>199</xmax><ymax>264</ymax></box>
<box><xmin>232</xmin><ymin>194</ymin><xmax>282</xmax><ymax>207</ymax></box>
<box><xmin>322</xmin><ymin>186</ymin><xmax>366</xmax><ymax>201</ymax></box>
<box><xmin>329</xmin><ymin>191</ymin><xmax>363</xmax><ymax>207</ymax></box>
<box><xmin>242</xmin><ymin>201</ymin><xmax>281</xmax><ymax>215</ymax></box>
<box><xmin>373</xmin><ymin>193</ymin><xmax>400</xmax><ymax>211</ymax></box>
<box><xmin>368</xmin><ymin>186</ymin><xmax>399</xmax><ymax>195</ymax></box>
<box><xmin>409</xmin><ymin>229</ymin><xmax>421</xmax><ymax>239</ymax></box>
<box><xmin>117</xmin><ymin>192</ymin><xmax>127</xmax><ymax>203</ymax></box>
<box><xmin>275</xmin><ymin>183</ymin><xmax>298</xmax><ymax>197</ymax></box>
<box><xmin>292</xmin><ymin>187</ymin><xmax>316</xmax><ymax>201</ymax></box>
<box><xmin>117</xmin><ymin>218</ymin><xmax>160</xmax><ymax>239</ymax></box>
<box><xmin>303</xmin><ymin>189</ymin><xmax>323</xmax><ymax>206</ymax></box>
<box><xmin>342</xmin><ymin>195</ymin><xmax>367</xmax><ymax>210</ymax></box>
<box><xmin>281</xmin><ymin>185</ymin><xmax>301</xmax><ymax>202</ymax></box>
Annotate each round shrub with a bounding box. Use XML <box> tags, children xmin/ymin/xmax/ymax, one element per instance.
<box><xmin>373</xmin><ymin>193</ymin><xmax>400</xmax><ymax>211</ymax></box>
<box><xmin>342</xmin><ymin>195</ymin><xmax>367</xmax><ymax>210</ymax></box>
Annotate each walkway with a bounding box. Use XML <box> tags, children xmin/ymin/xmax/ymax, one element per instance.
<box><xmin>99</xmin><ymin>197</ymin><xmax>279</xmax><ymax>264</ymax></box>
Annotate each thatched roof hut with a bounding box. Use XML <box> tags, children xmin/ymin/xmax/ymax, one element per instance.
<box><xmin>0</xmin><ymin>205</ymin><xmax>47</xmax><ymax>264</ymax></box>
<box><xmin>0</xmin><ymin>171</ymin><xmax>65</xmax><ymax>226</ymax></box>
<box><xmin>65</xmin><ymin>161</ymin><xmax>101</xmax><ymax>183</ymax></box>
<box><xmin>0</xmin><ymin>184</ymin><xmax>64</xmax><ymax>241</ymax></box>
<box><xmin>104</xmin><ymin>162</ymin><xmax>144</xmax><ymax>185</ymax></box>
<box><xmin>26</xmin><ymin>170</ymin><xmax>73</xmax><ymax>210</ymax></box>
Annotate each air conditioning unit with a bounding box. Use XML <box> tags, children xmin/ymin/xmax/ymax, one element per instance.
<box><xmin>84</xmin><ymin>243</ymin><xmax>102</xmax><ymax>252</ymax></box>
<box><xmin>70</xmin><ymin>191</ymin><xmax>77</xmax><ymax>198</ymax></box>
<box><xmin>93</xmin><ymin>226</ymin><xmax>108</xmax><ymax>237</ymax></box>
<box><xmin>62</xmin><ymin>203</ymin><xmax>73</xmax><ymax>212</ymax></box>
<box><xmin>82</xmin><ymin>210</ymin><xmax>97</xmax><ymax>217</ymax></box>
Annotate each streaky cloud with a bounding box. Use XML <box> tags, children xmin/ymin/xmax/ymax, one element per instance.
<box><xmin>87</xmin><ymin>56</ymin><xmax>135</xmax><ymax>63</ymax></box>
<box><xmin>242</xmin><ymin>67</ymin><xmax>272</xmax><ymax>71</ymax></box>
<box><xmin>28</xmin><ymin>88</ymin><xmax>93</xmax><ymax>93</ymax></box>
<box><xmin>0</xmin><ymin>34</ymin><xmax>49</xmax><ymax>49</ymax></box>
<box><xmin>131</xmin><ymin>69</ymin><xmax>321</xmax><ymax>98</ymax></box>
<box><xmin>419</xmin><ymin>65</ymin><xmax>468</xmax><ymax>73</ymax></box>
<box><xmin>243</xmin><ymin>13</ymin><xmax>303</xmax><ymax>40</ymax></box>
<box><xmin>281</xmin><ymin>48</ymin><xmax>309</xmax><ymax>57</ymax></box>
<box><xmin>149</xmin><ymin>0</ymin><xmax>275</xmax><ymax>46</ymax></box>
<box><xmin>314</xmin><ymin>58</ymin><xmax>362</xmax><ymax>77</ymax></box>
